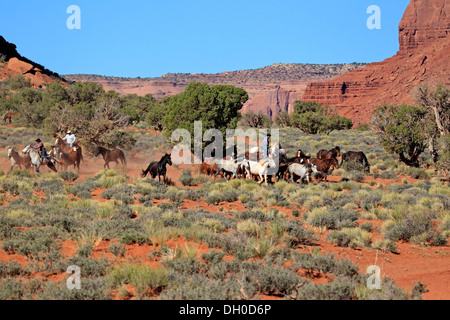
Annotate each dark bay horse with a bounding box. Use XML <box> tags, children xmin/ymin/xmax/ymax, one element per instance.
<box><xmin>94</xmin><ymin>145</ymin><xmax>126</xmax><ymax>169</ymax></box>
<box><xmin>141</xmin><ymin>153</ymin><xmax>172</xmax><ymax>184</ymax></box>
<box><xmin>341</xmin><ymin>151</ymin><xmax>370</xmax><ymax>173</ymax></box>
<box><xmin>317</xmin><ymin>146</ymin><xmax>341</xmax><ymax>161</ymax></box>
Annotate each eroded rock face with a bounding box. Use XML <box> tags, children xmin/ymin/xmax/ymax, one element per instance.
<box><xmin>398</xmin><ymin>0</ymin><xmax>450</xmax><ymax>54</ymax></box>
<box><xmin>0</xmin><ymin>35</ymin><xmax>64</xmax><ymax>88</ymax></box>
<box><xmin>302</xmin><ymin>0</ymin><xmax>450</xmax><ymax>126</ymax></box>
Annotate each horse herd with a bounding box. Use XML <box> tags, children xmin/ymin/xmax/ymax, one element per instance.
<box><xmin>199</xmin><ymin>145</ymin><xmax>370</xmax><ymax>185</ymax></box>
<box><xmin>6</xmin><ymin>138</ymin><xmax>370</xmax><ymax>186</ymax></box>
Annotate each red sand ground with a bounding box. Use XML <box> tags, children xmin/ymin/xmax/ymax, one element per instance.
<box><xmin>0</xmin><ymin>130</ymin><xmax>448</xmax><ymax>300</ymax></box>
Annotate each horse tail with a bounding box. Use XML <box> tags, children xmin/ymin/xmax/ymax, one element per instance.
<box><xmin>340</xmin><ymin>153</ymin><xmax>346</xmax><ymax>167</ymax></box>
<box><xmin>362</xmin><ymin>153</ymin><xmax>370</xmax><ymax>172</ymax></box>
<box><xmin>120</xmin><ymin>150</ymin><xmax>127</xmax><ymax>165</ymax></box>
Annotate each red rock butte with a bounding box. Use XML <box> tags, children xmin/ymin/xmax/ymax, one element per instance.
<box><xmin>302</xmin><ymin>0</ymin><xmax>450</xmax><ymax>126</ymax></box>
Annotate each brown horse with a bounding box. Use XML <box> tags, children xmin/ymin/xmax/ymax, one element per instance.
<box><xmin>309</xmin><ymin>157</ymin><xmax>339</xmax><ymax>181</ymax></box>
<box><xmin>7</xmin><ymin>147</ymin><xmax>32</xmax><ymax>172</ymax></box>
<box><xmin>94</xmin><ymin>145</ymin><xmax>126</xmax><ymax>169</ymax></box>
<box><xmin>55</xmin><ymin>135</ymin><xmax>84</xmax><ymax>163</ymax></box>
<box><xmin>3</xmin><ymin>112</ymin><xmax>18</xmax><ymax>124</ymax></box>
<box><xmin>50</xmin><ymin>146</ymin><xmax>82</xmax><ymax>171</ymax></box>
<box><xmin>317</xmin><ymin>146</ymin><xmax>341</xmax><ymax>161</ymax></box>
<box><xmin>200</xmin><ymin>161</ymin><xmax>217</xmax><ymax>176</ymax></box>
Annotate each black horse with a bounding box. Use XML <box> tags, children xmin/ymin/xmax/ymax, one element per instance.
<box><xmin>141</xmin><ymin>153</ymin><xmax>172</xmax><ymax>184</ymax></box>
<box><xmin>340</xmin><ymin>151</ymin><xmax>370</xmax><ymax>173</ymax></box>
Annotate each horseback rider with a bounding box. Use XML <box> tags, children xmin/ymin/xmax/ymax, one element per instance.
<box><xmin>262</xmin><ymin>133</ymin><xmax>271</xmax><ymax>158</ymax></box>
<box><xmin>62</xmin><ymin>130</ymin><xmax>76</xmax><ymax>148</ymax></box>
<box><xmin>33</xmin><ymin>138</ymin><xmax>50</xmax><ymax>163</ymax></box>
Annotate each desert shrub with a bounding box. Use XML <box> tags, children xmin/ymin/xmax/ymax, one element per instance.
<box><xmin>306</xmin><ymin>207</ymin><xmax>358</xmax><ymax>230</ymax></box>
<box><xmin>158</xmin><ymin>274</ymin><xmax>241</xmax><ymax>300</ymax></box>
<box><xmin>292</xmin><ymin>252</ymin><xmax>358</xmax><ymax>278</ymax></box>
<box><xmin>119</xmin><ymin>230</ymin><xmax>151</xmax><ymax>245</ymax></box>
<box><xmin>360</xmin><ymin>222</ymin><xmax>373</xmax><ymax>232</ymax></box>
<box><xmin>252</xmin><ymin>263</ymin><xmax>301</xmax><ymax>295</ymax></box>
<box><xmin>371</xmin><ymin>239</ymin><xmax>398</xmax><ymax>253</ymax></box>
<box><xmin>59</xmin><ymin>171</ymin><xmax>79</xmax><ymax>182</ymax></box>
<box><xmin>39</xmin><ymin>277</ymin><xmax>112</xmax><ymax>300</ymax></box>
<box><xmin>201</xmin><ymin>250</ymin><xmax>226</xmax><ymax>265</ymax></box>
<box><xmin>38</xmin><ymin>179</ymin><xmax>65</xmax><ymax>196</ymax></box>
<box><xmin>0</xmin><ymin>261</ymin><xmax>30</xmax><ymax>278</ymax></box>
<box><xmin>293</xmin><ymin>276</ymin><xmax>355</xmax><ymax>300</ymax></box>
<box><xmin>382</xmin><ymin>210</ymin><xmax>442</xmax><ymax>245</ymax></box>
<box><xmin>380</xmin><ymin>171</ymin><xmax>398</xmax><ymax>180</ymax></box>
<box><xmin>0</xmin><ymin>216</ymin><xmax>19</xmax><ymax>240</ymax></box>
<box><xmin>179</xmin><ymin>170</ymin><xmax>195</xmax><ymax>186</ymax></box>
<box><xmin>184</xmin><ymin>189</ymin><xmax>204</xmax><ymax>201</ymax></box>
<box><xmin>203</xmin><ymin>233</ymin><xmax>253</xmax><ymax>261</ymax></box>
<box><xmin>348</xmin><ymin>170</ymin><xmax>365</xmax><ymax>182</ymax></box>
<box><xmin>361</xmin><ymin>193</ymin><xmax>382</xmax><ymax>211</ymax></box>
<box><xmin>77</xmin><ymin>244</ymin><xmax>93</xmax><ymax>258</ymax></box>
<box><xmin>0</xmin><ymin>278</ymin><xmax>43</xmax><ymax>300</ymax></box>
<box><xmin>342</xmin><ymin>161</ymin><xmax>366</xmax><ymax>173</ymax></box>
<box><xmin>94</xmin><ymin>170</ymin><xmax>128</xmax><ymax>189</ymax></box>
<box><xmin>69</xmin><ymin>178</ymin><xmax>100</xmax><ymax>197</ymax></box>
<box><xmin>237</xmin><ymin>219</ymin><xmax>263</xmax><ymax>237</ymax></box>
<box><xmin>234</xmin><ymin>209</ymin><xmax>271</xmax><ymax>222</ymax></box>
<box><xmin>1</xmin><ymin>226</ymin><xmax>62</xmax><ymax>258</ymax></box>
<box><xmin>109</xmin><ymin>264</ymin><xmax>169</xmax><ymax>299</ymax></box>
<box><xmin>284</xmin><ymin>220</ymin><xmax>316</xmax><ymax>246</ymax></box>
<box><xmin>108</xmin><ymin>242</ymin><xmax>127</xmax><ymax>259</ymax></box>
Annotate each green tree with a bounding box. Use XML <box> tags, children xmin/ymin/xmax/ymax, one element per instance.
<box><xmin>119</xmin><ymin>93</ymin><xmax>156</xmax><ymax>124</ymax></box>
<box><xmin>372</xmin><ymin>104</ymin><xmax>431</xmax><ymax>167</ymax></box>
<box><xmin>163</xmin><ymin>82</ymin><xmax>248</xmax><ymax>142</ymax></box>
<box><xmin>146</xmin><ymin>96</ymin><xmax>169</xmax><ymax>131</ymax></box>
<box><xmin>289</xmin><ymin>101</ymin><xmax>352</xmax><ymax>134</ymax></box>
<box><xmin>415</xmin><ymin>84</ymin><xmax>449</xmax><ymax>167</ymax></box>
<box><xmin>274</xmin><ymin>111</ymin><xmax>291</xmax><ymax>127</ymax></box>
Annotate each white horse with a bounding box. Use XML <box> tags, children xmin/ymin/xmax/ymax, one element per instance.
<box><xmin>288</xmin><ymin>163</ymin><xmax>318</xmax><ymax>184</ymax></box>
<box><xmin>242</xmin><ymin>157</ymin><xmax>276</xmax><ymax>184</ymax></box>
<box><xmin>214</xmin><ymin>158</ymin><xmax>243</xmax><ymax>180</ymax></box>
<box><xmin>22</xmin><ymin>145</ymin><xmax>57</xmax><ymax>173</ymax></box>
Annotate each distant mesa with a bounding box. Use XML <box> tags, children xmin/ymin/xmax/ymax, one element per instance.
<box><xmin>65</xmin><ymin>63</ymin><xmax>366</xmax><ymax>118</ymax></box>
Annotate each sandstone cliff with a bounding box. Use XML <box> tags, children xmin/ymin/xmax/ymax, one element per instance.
<box><xmin>302</xmin><ymin>0</ymin><xmax>450</xmax><ymax>126</ymax></box>
<box><xmin>0</xmin><ymin>36</ymin><xmax>64</xmax><ymax>88</ymax></box>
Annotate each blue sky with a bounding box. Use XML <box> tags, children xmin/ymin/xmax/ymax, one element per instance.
<box><xmin>0</xmin><ymin>0</ymin><xmax>410</xmax><ymax>78</ymax></box>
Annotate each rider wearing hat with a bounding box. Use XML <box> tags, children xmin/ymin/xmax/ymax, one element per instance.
<box><xmin>33</xmin><ymin>138</ymin><xmax>50</xmax><ymax>162</ymax></box>
<box><xmin>62</xmin><ymin>130</ymin><xmax>76</xmax><ymax>148</ymax></box>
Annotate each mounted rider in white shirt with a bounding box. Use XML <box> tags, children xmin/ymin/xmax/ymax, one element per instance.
<box><xmin>62</xmin><ymin>130</ymin><xmax>76</xmax><ymax>148</ymax></box>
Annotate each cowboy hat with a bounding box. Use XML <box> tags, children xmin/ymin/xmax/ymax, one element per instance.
<box><xmin>67</xmin><ymin>130</ymin><xmax>72</xmax><ymax>134</ymax></box>
<box><xmin>36</xmin><ymin>138</ymin><xmax>41</xmax><ymax>142</ymax></box>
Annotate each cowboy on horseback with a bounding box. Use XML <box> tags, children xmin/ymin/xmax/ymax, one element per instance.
<box><xmin>33</xmin><ymin>138</ymin><xmax>50</xmax><ymax>163</ymax></box>
<box><xmin>262</xmin><ymin>133</ymin><xmax>271</xmax><ymax>158</ymax></box>
<box><xmin>62</xmin><ymin>130</ymin><xmax>76</xmax><ymax>148</ymax></box>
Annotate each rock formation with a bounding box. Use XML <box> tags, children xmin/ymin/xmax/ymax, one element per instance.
<box><xmin>0</xmin><ymin>36</ymin><xmax>65</xmax><ymax>88</ymax></box>
<box><xmin>302</xmin><ymin>0</ymin><xmax>450</xmax><ymax>126</ymax></box>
